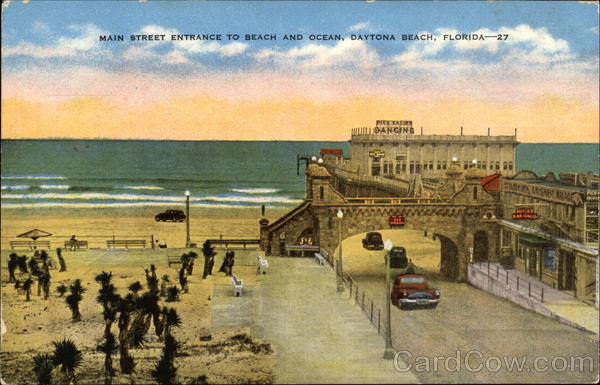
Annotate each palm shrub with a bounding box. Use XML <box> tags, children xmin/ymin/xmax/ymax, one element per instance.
<box><xmin>65</xmin><ymin>279</ymin><xmax>86</xmax><ymax>322</ymax></box>
<box><xmin>128</xmin><ymin>281</ymin><xmax>143</xmax><ymax>300</ymax></box>
<box><xmin>162</xmin><ymin>307</ymin><xmax>182</xmax><ymax>339</ymax></box>
<box><xmin>33</xmin><ymin>353</ymin><xmax>54</xmax><ymax>385</ymax></box>
<box><xmin>56</xmin><ymin>284</ymin><xmax>68</xmax><ymax>297</ymax></box>
<box><xmin>97</xmin><ymin>332</ymin><xmax>119</xmax><ymax>385</ymax></box>
<box><xmin>52</xmin><ymin>338</ymin><xmax>83</xmax><ymax>385</ymax></box>
<box><xmin>23</xmin><ymin>278</ymin><xmax>34</xmax><ymax>301</ymax></box>
<box><xmin>116</xmin><ymin>294</ymin><xmax>136</xmax><ymax>376</ymax></box>
<box><xmin>95</xmin><ymin>271</ymin><xmax>113</xmax><ymax>288</ymax></box>
<box><xmin>97</xmin><ymin>284</ymin><xmax>120</xmax><ymax>337</ymax></box>
<box><xmin>165</xmin><ymin>286</ymin><xmax>180</xmax><ymax>302</ymax></box>
<box><xmin>151</xmin><ymin>334</ymin><xmax>180</xmax><ymax>385</ymax></box>
<box><xmin>186</xmin><ymin>252</ymin><xmax>198</xmax><ymax>275</ymax></box>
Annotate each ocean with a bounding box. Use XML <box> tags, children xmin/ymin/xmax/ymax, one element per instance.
<box><xmin>1</xmin><ymin>140</ymin><xmax>598</xmax><ymax>209</ymax></box>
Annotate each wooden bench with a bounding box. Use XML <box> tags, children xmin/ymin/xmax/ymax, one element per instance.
<box><xmin>314</xmin><ymin>253</ymin><xmax>327</xmax><ymax>266</ymax></box>
<box><xmin>232</xmin><ymin>276</ymin><xmax>243</xmax><ymax>297</ymax></box>
<box><xmin>10</xmin><ymin>240</ymin><xmax>51</xmax><ymax>251</ymax></box>
<box><xmin>167</xmin><ymin>254</ymin><xmax>183</xmax><ymax>267</ymax></box>
<box><xmin>106</xmin><ymin>239</ymin><xmax>146</xmax><ymax>249</ymax></box>
<box><xmin>64</xmin><ymin>240</ymin><xmax>88</xmax><ymax>250</ymax></box>
<box><xmin>206</xmin><ymin>239</ymin><xmax>260</xmax><ymax>249</ymax></box>
<box><xmin>257</xmin><ymin>255</ymin><xmax>268</xmax><ymax>274</ymax></box>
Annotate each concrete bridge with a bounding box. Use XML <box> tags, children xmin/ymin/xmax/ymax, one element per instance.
<box><xmin>259</xmin><ymin>161</ymin><xmax>502</xmax><ymax>281</ymax></box>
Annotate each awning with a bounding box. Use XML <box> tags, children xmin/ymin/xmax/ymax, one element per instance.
<box><xmin>518</xmin><ymin>234</ymin><xmax>553</xmax><ymax>247</ymax></box>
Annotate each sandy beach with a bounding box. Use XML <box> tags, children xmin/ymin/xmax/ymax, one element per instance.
<box><xmin>0</xmin><ymin>207</ymin><xmax>285</xmax><ymax>384</ymax></box>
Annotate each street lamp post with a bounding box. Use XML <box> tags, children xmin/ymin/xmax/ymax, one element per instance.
<box><xmin>336</xmin><ymin>209</ymin><xmax>344</xmax><ymax>292</ymax></box>
<box><xmin>383</xmin><ymin>239</ymin><xmax>395</xmax><ymax>359</ymax></box>
<box><xmin>185</xmin><ymin>190</ymin><xmax>191</xmax><ymax>248</ymax></box>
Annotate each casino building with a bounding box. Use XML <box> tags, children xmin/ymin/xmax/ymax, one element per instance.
<box><xmin>350</xmin><ymin>120</ymin><xmax>518</xmax><ymax>180</ymax></box>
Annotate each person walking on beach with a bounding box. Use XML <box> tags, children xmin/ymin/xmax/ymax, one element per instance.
<box><xmin>8</xmin><ymin>253</ymin><xmax>18</xmax><ymax>283</ymax></box>
<box><xmin>202</xmin><ymin>240</ymin><xmax>215</xmax><ymax>279</ymax></box>
<box><xmin>225</xmin><ymin>251</ymin><xmax>235</xmax><ymax>277</ymax></box>
<box><xmin>218</xmin><ymin>251</ymin><xmax>229</xmax><ymax>274</ymax></box>
<box><xmin>178</xmin><ymin>265</ymin><xmax>189</xmax><ymax>294</ymax></box>
<box><xmin>57</xmin><ymin>248</ymin><xmax>67</xmax><ymax>272</ymax></box>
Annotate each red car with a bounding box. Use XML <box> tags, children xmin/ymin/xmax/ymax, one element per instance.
<box><xmin>391</xmin><ymin>274</ymin><xmax>440</xmax><ymax>309</ymax></box>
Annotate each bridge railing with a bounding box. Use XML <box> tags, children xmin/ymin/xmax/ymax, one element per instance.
<box><xmin>471</xmin><ymin>262</ymin><xmax>545</xmax><ymax>303</ymax></box>
<box><xmin>345</xmin><ymin>197</ymin><xmax>439</xmax><ymax>205</ymax></box>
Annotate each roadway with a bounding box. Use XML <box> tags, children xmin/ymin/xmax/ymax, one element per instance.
<box><xmin>341</xmin><ymin>229</ymin><xmax>599</xmax><ymax>383</ymax></box>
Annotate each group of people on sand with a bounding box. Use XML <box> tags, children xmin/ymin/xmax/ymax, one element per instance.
<box><xmin>201</xmin><ymin>240</ymin><xmax>235</xmax><ymax>279</ymax></box>
<box><xmin>8</xmin><ymin>248</ymin><xmax>67</xmax><ymax>300</ymax></box>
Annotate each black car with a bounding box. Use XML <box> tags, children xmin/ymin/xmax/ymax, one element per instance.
<box><xmin>362</xmin><ymin>232</ymin><xmax>384</xmax><ymax>250</ymax></box>
<box><xmin>155</xmin><ymin>210</ymin><xmax>186</xmax><ymax>222</ymax></box>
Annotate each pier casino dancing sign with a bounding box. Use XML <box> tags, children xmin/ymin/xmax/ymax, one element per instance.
<box><xmin>374</xmin><ymin>120</ymin><xmax>415</xmax><ymax>135</ymax></box>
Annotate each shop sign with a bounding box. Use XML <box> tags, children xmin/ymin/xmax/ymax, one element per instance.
<box><xmin>369</xmin><ymin>150</ymin><xmax>385</xmax><ymax>158</ymax></box>
<box><xmin>389</xmin><ymin>215</ymin><xmax>405</xmax><ymax>226</ymax></box>
<box><xmin>512</xmin><ymin>207</ymin><xmax>539</xmax><ymax>219</ymax></box>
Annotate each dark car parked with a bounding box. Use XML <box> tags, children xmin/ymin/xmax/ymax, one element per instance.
<box><xmin>155</xmin><ymin>209</ymin><xmax>186</xmax><ymax>222</ymax></box>
<box><xmin>391</xmin><ymin>274</ymin><xmax>440</xmax><ymax>310</ymax></box>
<box><xmin>362</xmin><ymin>232</ymin><xmax>384</xmax><ymax>250</ymax></box>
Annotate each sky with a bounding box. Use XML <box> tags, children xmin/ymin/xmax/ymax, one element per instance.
<box><xmin>1</xmin><ymin>0</ymin><xmax>599</xmax><ymax>142</ymax></box>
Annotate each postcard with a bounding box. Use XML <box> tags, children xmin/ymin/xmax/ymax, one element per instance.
<box><xmin>1</xmin><ymin>1</ymin><xmax>598</xmax><ymax>384</ymax></box>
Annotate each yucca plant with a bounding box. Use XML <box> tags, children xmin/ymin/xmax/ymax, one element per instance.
<box><xmin>95</xmin><ymin>271</ymin><xmax>113</xmax><ymax>289</ymax></box>
<box><xmin>97</xmin><ymin>332</ymin><xmax>119</xmax><ymax>385</ymax></box>
<box><xmin>65</xmin><ymin>279</ymin><xmax>86</xmax><ymax>322</ymax></box>
<box><xmin>128</xmin><ymin>281</ymin><xmax>143</xmax><ymax>299</ymax></box>
<box><xmin>56</xmin><ymin>284</ymin><xmax>68</xmax><ymax>297</ymax></box>
<box><xmin>33</xmin><ymin>353</ymin><xmax>55</xmax><ymax>385</ymax></box>
<box><xmin>23</xmin><ymin>278</ymin><xmax>34</xmax><ymax>301</ymax></box>
<box><xmin>151</xmin><ymin>334</ymin><xmax>180</xmax><ymax>385</ymax></box>
<box><xmin>116</xmin><ymin>294</ymin><xmax>136</xmax><ymax>376</ymax></box>
<box><xmin>52</xmin><ymin>338</ymin><xmax>82</xmax><ymax>385</ymax></box>
<box><xmin>17</xmin><ymin>254</ymin><xmax>28</xmax><ymax>274</ymax></box>
<box><xmin>162</xmin><ymin>307</ymin><xmax>182</xmax><ymax>339</ymax></box>
<box><xmin>186</xmin><ymin>252</ymin><xmax>198</xmax><ymax>275</ymax></box>
<box><xmin>165</xmin><ymin>286</ymin><xmax>180</xmax><ymax>302</ymax></box>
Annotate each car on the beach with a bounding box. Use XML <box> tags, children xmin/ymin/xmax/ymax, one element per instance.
<box><xmin>362</xmin><ymin>232</ymin><xmax>384</xmax><ymax>250</ymax></box>
<box><xmin>155</xmin><ymin>210</ymin><xmax>186</xmax><ymax>222</ymax></box>
<box><xmin>391</xmin><ymin>274</ymin><xmax>440</xmax><ymax>310</ymax></box>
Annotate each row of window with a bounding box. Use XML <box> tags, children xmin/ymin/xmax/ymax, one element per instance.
<box><xmin>374</xmin><ymin>160</ymin><xmax>514</xmax><ymax>174</ymax></box>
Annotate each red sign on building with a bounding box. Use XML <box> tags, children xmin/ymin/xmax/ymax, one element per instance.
<box><xmin>389</xmin><ymin>215</ymin><xmax>405</xmax><ymax>226</ymax></box>
<box><xmin>512</xmin><ymin>208</ymin><xmax>539</xmax><ymax>219</ymax></box>
<box><xmin>320</xmin><ymin>148</ymin><xmax>343</xmax><ymax>156</ymax></box>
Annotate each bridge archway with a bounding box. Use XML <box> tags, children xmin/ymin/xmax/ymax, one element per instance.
<box><xmin>337</xmin><ymin>228</ymin><xmax>463</xmax><ymax>281</ymax></box>
<box><xmin>473</xmin><ymin>230</ymin><xmax>489</xmax><ymax>262</ymax></box>
<box><xmin>436</xmin><ymin>234</ymin><xmax>459</xmax><ymax>280</ymax></box>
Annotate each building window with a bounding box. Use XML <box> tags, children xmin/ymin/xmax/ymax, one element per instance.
<box><xmin>402</xmin><ymin>163</ymin><xmax>407</xmax><ymax>172</ymax></box>
<box><xmin>429</xmin><ymin>161</ymin><xmax>434</xmax><ymax>170</ymax></box>
<box><xmin>442</xmin><ymin>161</ymin><xmax>447</xmax><ymax>170</ymax></box>
<box><xmin>481</xmin><ymin>161</ymin><xmax>486</xmax><ymax>170</ymax></box>
<box><xmin>464</xmin><ymin>161</ymin><xmax>469</xmax><ymax>170</ymax></box>
<box><xmin>503</xmin><ymin>161</ymin><xmax>508</xmax><ymax>170</ymax></box>
<box><xmin>416</xmin><ymin>163</ymin><xmax>421</xmax><ymax>173</ymax></box>
<box><xmin>508</xmin><ymin>161</ymin><xmax>513</xmax><ymax>170</ymax></box>
<box><xmin>319</xmin><ymin>186</ymin><xmax>324</xmax><ymax>200</ymax></box>
<box><xmin>409</xmin><ymin>162</ymin><xmax>414</xmax><ymax>174</ymax></box>
<box><xmin>473</xmin><ymin>186</ymin><xmax>478</xmax><ymax>200</ymax></box>
<box><xmin>544</xmin><ymin>248</ymin><xmax>556</xmax><ymax>271</ymax></box>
